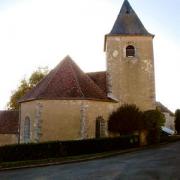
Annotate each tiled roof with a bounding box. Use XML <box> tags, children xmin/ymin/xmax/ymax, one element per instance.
<box><xmin>156</xmin><ymin>102</ymin><xmax>174</xmax><ymax>116</ymax></box>
<box><xmin>109</xmin><ymin>0</ymin><xmax>153</xmax><ymax>36</ymax></box>
<box><xmin>19</xmin><ymin>56</ymin><xmax>112</xmax><ymax>102</ymax></box>
<box><xmin>86</xmin><ymin>71</ymin><xmax>107</xmax><ymax>94</ymax></box>
<box><xmin>0</xmin><ymin>111</ymin><xmax>19</xmax><ymax>134</ymax></box>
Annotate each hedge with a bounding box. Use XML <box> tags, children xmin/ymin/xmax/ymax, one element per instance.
<box><xmin>0</xmin><ymin>135</ymin><xmax>139</xmax><ymax>163</ymax></box>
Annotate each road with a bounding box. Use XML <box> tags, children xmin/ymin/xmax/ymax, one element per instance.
<box><xmin>1</xmin><ymin>142</ymin><xmax>180</xmax><ymax>180</ymax></box>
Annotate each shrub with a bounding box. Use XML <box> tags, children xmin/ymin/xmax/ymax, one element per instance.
<box><xmin>143</xmin><ymin>109</ymin><xmax>165</xmax><ymax>144</ymax></box>
<box><xmin>175</xmin><ymin>109</ymin><xmax>180</xmax><ymax>134</ymax></box>
<box><xmin>108</xmin><ymin>104</ymin><xmax>143</xmax><ymax>135</ymax></box>
<box><xmin>0</xmin><ymin>136</ymin><xmax>139</xmax><ymax>163</ymax></box>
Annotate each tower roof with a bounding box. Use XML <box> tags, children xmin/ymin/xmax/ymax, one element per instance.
<box><xmin>109</xmin><ymin>0</ymin><xmax>153</xmax><ymax>36</ymax></box>
<box><xmin>19</xmin><ymin>56</ymin><xmax>112</xmax><ymax>102</ymax></box>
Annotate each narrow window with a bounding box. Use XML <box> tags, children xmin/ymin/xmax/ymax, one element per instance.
<box><xmin>24</xmin><ymin>116</ymin><xmax>30</xmax><ymax>143</ymax></box>
<box><xmin>95</xmin><ymin>116</ymin><xmax>106</xmax><ymax>138</ymax></box>
<box><xmin>126</xmin><ymin>45</ymin><xmax>135</xmax><ymax>57</ymax></box>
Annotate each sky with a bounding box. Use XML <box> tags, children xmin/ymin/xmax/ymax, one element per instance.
<box><xmin>0</xmin><ymin>0</ymin><xmax>179</xmax><ymax>112</ymax></box>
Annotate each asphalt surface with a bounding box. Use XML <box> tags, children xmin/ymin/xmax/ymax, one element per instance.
<box><xmin>1</xmin><ymin>142</ymin><xmax>180</xmax><ymax>180</ymax></box>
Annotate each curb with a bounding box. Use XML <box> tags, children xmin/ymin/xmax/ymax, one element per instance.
<box><xmin>0</xmin><ymin>140</ymin><xmax>179</xmax><ymax>172</ymax></box>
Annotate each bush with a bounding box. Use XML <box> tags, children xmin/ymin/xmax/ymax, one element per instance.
<box><xmin>0</xmin><ymin>135</ymin><xmax>139</xmax><ymax>163</ymax></box>
<box><xmin>108</xmin><ymin>104</ymin><xmax>166</xmax><ymax>145</ymax></box>
<box><xmin>175</xmin><ymin>109</ymin><xmax>180</xmax><ymax>134</ymax></box>
<box><xmin>143</xmin><ymin>109</ymin><xmax>165</xmax><ymax>144</ymax></box>
<box><xmin>108</xmin><ymin>104</ymin><xmax>143</xmax><ymax>135</ymax></box>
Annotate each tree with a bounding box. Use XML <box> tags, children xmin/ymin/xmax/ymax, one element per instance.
<box><xmin>108</xmin><ymin>104</ymin><xmax>143</xmax><ymax>135</ymax></box>
<box><xmin>143</xmin><ymin>109</ymin><xmax>165</xmax><ymax>144</ymax></box>
<box><xmin>175</xmin><ymin>109</ymin><xmax>180</xmax><ymax>134</ymax></box>
<box><xmin>7</xmin><ymin>67</ymin><xmax>48</xmax><ymax>110</ymax></box>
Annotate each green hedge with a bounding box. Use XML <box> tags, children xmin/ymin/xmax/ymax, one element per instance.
<box><xmin>160</xmin><ymin>135</ymin><xmax>180</xmax><ymax>143</ymax></box>
<box><xmin>0</xmin><ymin>135</ymin><xmax>139</xmax><ymax>163</ymax></box>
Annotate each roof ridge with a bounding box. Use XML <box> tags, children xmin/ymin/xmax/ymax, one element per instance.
<box><xmin>37</xmin><ymin>56</ymin><xmax>73</xmax><ymax>97</ymax></box>
<box><xmin>0</xmin><ymin>110</ymin><xmax>18</xmax><ymax>112</ymax></box>
<box><xmin>68</xmin><ymin>59</ymin><xmax>85</xmax><ymax>97</ymax></box>
<box><xmin>68</xmin><ymin>59</ymin><xmax>107</xmax><ymax>99</ymax></box>
<box><xmin>32</xmin><ymin>68</ymin><xmax>57</xmax><ymax>99</ymax></box>
<box><xmin>86</xmin><ymin>71</ymin><xmax>106</xmax><ymax>74</ymax></box>
<box><xmin>42</xmin><ymin>65</ymin><xmax>61</xmax><ymax>92</ymax></box>
<box><xmin>33</xmin><ymin>56</ymin><xmax>70</xmax><ymax>98</ymax></box>
<box><xmin>84</xmin><ymin>73</ymin><xmax>107</xmax><ymax>96</ymax></box>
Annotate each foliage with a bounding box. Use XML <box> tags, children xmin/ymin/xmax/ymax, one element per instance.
<box><xmin>0</xmin><ymin>136</ymin><xmax>139</xmax><ymax>163</ymax></box>
<box><xmin>175</xmin><ymin>109</ymin><xmax>180</xmax><ymax>134</ymax></box>
<box><xmin>143</xmin><ymin>109</ymin><xmax>165</xmax><ymax>144</ymax></box>
<box><xmin>108</xmin><ymin>104</ymin><xmax>143</xmax><ymax>135</ymax></box>
<box><xmin>7</xmin><ymin>67</ymin><xmax>48</xmax><ymax>110</ymax></box>
<box><xmin>108</xmin><ymin>104</ymin><xmax>166</xmax><ymax>144</ymax></box>
<box><xmin>29</xmin><ymin>67</ymin><xmax>48</xmax><ymax>87</ymax></box>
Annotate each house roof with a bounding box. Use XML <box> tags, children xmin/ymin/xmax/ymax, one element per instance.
<box><xmin>109</xmin><ymin>0</ymin><xmax>153</xmax><ymax>36</ymax></box>
<box><xmin>156</xmin><ymin>102</ymin><xmax>174</xmax><ymax>116</ymax></box>
<box><xmin>0</xmin><ymin>111</ymin><xmax>19</xmax><ymax>134</ymax></box>
<box><xmin>19</xmin><ymin>56</ymin><xmax>113</xmax><ymax>103</ymax></box>
<box><xmin>86</xmin><ymin>71</ymin><xmax>107</xmax><ymax>94</ymax></box>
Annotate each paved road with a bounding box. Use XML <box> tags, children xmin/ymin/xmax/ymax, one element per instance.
<box><xmin>1</xmin><ymin>142</ymin><xmax>180</xmax><ymax>180</ymax></box>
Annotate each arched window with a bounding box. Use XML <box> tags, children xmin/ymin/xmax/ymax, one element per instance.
<box><xmin>126</xmin><ymin>45</ymin><xmax>135</xmax><ymax>57</ymax></box>
<box><xmin>24</xmin><ymin>116</ymin><xmax>30</xmax><ymax>143</ymax></box>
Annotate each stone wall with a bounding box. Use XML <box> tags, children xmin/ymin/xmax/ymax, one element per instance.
<box><xmin>0</xmin><ymin>134</ymin><xmax>18</xmax><ymax>146</ymax></box>
<box><xmin>20</xmin><ymin>101</ymin><xmax>36</xmax><ymax>143</ymax></box>
<box><xmin>81</xmin><ymin>100</ymin><xmax>116</xmax><ymax>139</ymax></box>
<box><xmin>20</xmin><ymin>100</ymin><xmax>116</xmax><ymax>143</ymax></box>
<box><xmin>105</xmin><ymin>35</ymin><xmax>156</xmax><ymax>111</ymax></box>
<box><xmin>164</xmin><ymin>112</ymin><xmax>175</xmax><ymax>131</ymax></box>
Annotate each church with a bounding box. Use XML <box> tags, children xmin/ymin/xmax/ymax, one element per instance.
<box><xmin>0</xmin><ymin>0</ymin><xmax>174</xmax><ymax>145</ymax></box>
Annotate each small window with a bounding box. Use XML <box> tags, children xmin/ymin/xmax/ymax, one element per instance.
<box><xmin>24</xmin><ymin>116</ymin><xmax>30</xmax><ymax>143</ymax></box>
<box><xmin>126</xmin><ymin>45</ymin><xmax>135</xmax><ymax>57</ymax></box>
<box><xmin>95</xmin><ymin>116</ymin><xmax>106</xmax><ymax>138</ymax></box>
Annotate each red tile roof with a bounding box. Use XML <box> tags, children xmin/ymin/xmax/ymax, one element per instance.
<box><xmin>19</xmin><ymin>56</ymin><xmax>113</xmax><ymax>102</ymax></box>
<box><xmin>0</xmin><ymin>111</ymin><xmax>19</xmax><ymax>134</ymax></box>
<box><xmin>86</xmin><ymin>71</ymin><xmax>107</xmax><ymax>94</ymax></box>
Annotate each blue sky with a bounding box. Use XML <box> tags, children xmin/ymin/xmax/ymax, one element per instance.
<box><xmin>0</xmin><ymin>0</ymin><xmax>179</xmax><ymax>111</ymax></box>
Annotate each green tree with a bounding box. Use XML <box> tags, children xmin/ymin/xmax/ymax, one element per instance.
<box><xmin>7</xmin><ymin>67</ymin><xmax>48</xmax><ymax>110</ymax></box>
<box><xmin>143</xmin><ymin>109</ymin><xmax>165</xmax><ymax>144</ymax></box>
<box><xmin>108</xmin><ymin>104</ymin><xmax>143</xmax><ymax>135</ymax></box>
<box><xmin>175</xmin><ymin>109</ymin><xmax>180</xmax><ymax>134</ymax></box>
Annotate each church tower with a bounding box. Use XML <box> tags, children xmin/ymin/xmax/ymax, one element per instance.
<box><xmin>105</xmin><ymin>0</ymin><xmax>156</xmax><ymax>110</ymax></box>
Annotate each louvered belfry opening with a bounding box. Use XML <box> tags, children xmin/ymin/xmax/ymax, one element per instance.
<box><xmin>126</xmin><ymin>45</ymin><xmax>135</xmax><ymax>57</ymax></box>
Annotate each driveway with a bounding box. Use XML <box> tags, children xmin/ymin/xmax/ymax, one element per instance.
<box><xmin>0</xmin><ymin>141</ymin><xmax>180</xmax><ymax>180</ymax></box>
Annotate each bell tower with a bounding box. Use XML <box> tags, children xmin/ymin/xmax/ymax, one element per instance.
<box><xmin>105</xmin><ymin>0</ymin><xmax>156</xmax><ymax>110</ymax></box>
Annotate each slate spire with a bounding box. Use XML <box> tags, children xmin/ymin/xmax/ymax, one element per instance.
<box><xmin>110</xmin><ymin>0</ymin><xmax>152</xmax><ymax>36</ymax></box>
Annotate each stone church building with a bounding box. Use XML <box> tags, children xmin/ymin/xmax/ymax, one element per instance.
<box><xmin>18</xmin><ymin>0</ymin><xmax>156</xmax><ymax>143</ymax></box>
<box><xmin>0</xmin><ymin>0</ymin><xmax>173</xmax><ymax>146</ymax></box>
